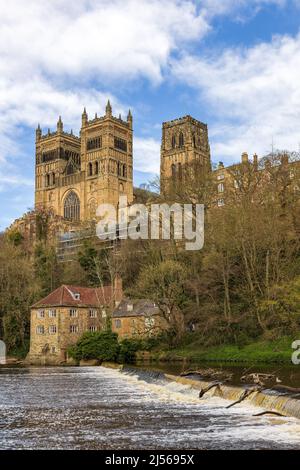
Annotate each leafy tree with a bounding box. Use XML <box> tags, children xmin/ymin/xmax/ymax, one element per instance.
<box><xmin>68</xmin><ymin>331</ymin><xmax>120</xmax><ymax>361</ymax></box>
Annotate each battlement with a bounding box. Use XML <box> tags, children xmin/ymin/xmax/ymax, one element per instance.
<box><xmin>162</xmin><ymin>115</ymin><xmax>207</xmax><ymax>130</ymax></box>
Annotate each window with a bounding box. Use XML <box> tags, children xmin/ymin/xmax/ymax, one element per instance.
<box><xmin>217</xmin><ymin>199</ymin><xmax>225</xmax><ymax>207</ymax></box>
<box><xmin>102</xmin><ymin>309</ymin><xmax>107</xmax><ymax>318</ymax></box>
<box><xmin>49</xmin><ymin>309</ymin><xmax>56</xmax><ymax>318</ymax></box>
<box><xmin>234</xmin><ymin>180</ymin><xmax>239</xmax><ymax>189</ymax></box>
<box><xmin>52</xmin><ymin>173</ymin><xmax>56</xmax><ymax>185</ymax></box>
<box><xmin>37</xmin><ymin>310</ymin><xmax>45</xmax><ymax>319</ymax></box>
<box><xmin>89</xmin><ymin>325</ymin><xmax>98</xmax><ymax>332</ymax></box>
<box><xmin>46</xmin><ymin>174</ymin><xmax>50</xmax><ymax>187</ymax></box>
<box><xmin>70</xmin><ymin>325</ymin><xmax>79</xmax><ymax>333</ymax></box>
<box><xmin>145</xmin><ymin>317</ymin><xmax>155</xmax><ymax>328</ymax></box>
<box><xmin>218</xmin><ymin>183</ymin><xmax>224</xmax><ymax>193</ymax></box>
<box><xmin>95</xmin><ymin>161</ymin><xmax>99</xmax><ymax>175</ymax></box>
<box><xmin>179</xmin><ymin>132</ymin><xmax>184</xmax><ymax>148</ymax></box>
<box><xmin>64</xmin><ymin>191</ymin><xmax>80</xmax><ymax>221</ymax></box>
<box><xmin>74</xmin><ymin>293</ymin><xmax>80</xmax><ymax>300</ymax></box>
<box><xmin>49</xmin><ymin>325</ymin><xmax>57</xmax><ymax>334</ymax></box>
<box><xmin>36</xmin><ymin>325</ymin><xmax>44</xmax><ymax>335</ymax></box>
<box><xmin>51</xmin><ymin>346</ymin><xmax>56</xmax><ymax>354</ymax></box>
<box><xmin>89</xmin><ymin>309</ymin><xmax>97</xmax><ymax>318</ymax></box>
<box><xmin>217</xmin><ymin>174</ymin><xmax>224</xmax><ymax>180</ymax></box>
<box><xmin>114</xmin><ymin>319</ymin><xmax>121</xmax><ymax>329</ymax></box>
<box><xmin>87</xmin><ymin>136</ymin><xmax>102</xmax><ymax>151</ymax></box>
<box><xmin>178</xmin><ymin>162</ymin><xmax>182</xmax><ymax>180</ymax></box>
<box><xmin>70</xmin><ymin>309</ymin><xmax>78</xmax><ymax>318</ymax></box>
<box><xmin>193</xmin><ymin>134</ymin><xmax>196</xmax><ymax>147</ymax></box>
<box><xmin>171</xmin><ymin>135</ymin><xmax>176</xmax><ymax>149</ymax></box>
<box><xmin>88</xmin><ymin>162</ymin><xmax>93</xmax><ymax>176</ymax></box>
<box><xmin>127</xmin><ymin>304</ymin><xmax>133</xmax><ymax>312</ymax></box>
<box><xmin>171</xmin><ymin>164</ymin><xmax>176</xmax><ymax>178</ymax></box>
<box><xmin>114</xmin><ymin>137</ymin><xmax>127</xmax><ymax>152</ymax></box>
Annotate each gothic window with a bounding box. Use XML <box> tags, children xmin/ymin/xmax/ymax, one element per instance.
<box><xmin>87</xmin><ymin>136</ymin><xmax>102</xmax><ymax>151</ymax></box>
<box><xmin>64</xmin><ymin>191</ymin><xmax>80</xmax><ymax>221</ymax></box>
<box><xmin>178</xmin><ymin>162</ymin><xmax>182</xmax><ymax>180</ymax></box>
<box><xmin>179</xmin><ymin>132</ymin><xmax>184</xmax><ymax>148</ymax></box>
<box><xmin>122</xmin><ymin>164</ymin><xmax>126</xmax><ymax>178</ymax></box>
<box><xmin>114</xmin><ymin>137</ymin><xmax>127</xmax><ymax>152</ymax></box>
<box><xmin>95</xmin><ymin>161</ymin><xmax>99</xmax><ymax>175</ymax></box>
<box><xmin>193</xmin><ymin>134</ymin><xmax>196</xmax><ymax>147</ymax></box>
<box><xmin>171</xmin><ymin>164</ymin><xmax>176</xmax><ymax>178</ymax></box>
<box><xmin>46</xmin><ymin>174</ymin><xmax>50</xmax><ymax>186</ymax></box>
<box><xmin>171</xmin><ymin>135</ymin><xmax>176</xmax><ymax>149</ymax></box>
<box><xmin>52</xmin><ymin>173</ymin><xmax>55</xmax><ymax>185</ymax></box>
<box><xmin>88</xmin><ymin>162</ymin><xmax>93</xmax><ymax>176</ymax></box>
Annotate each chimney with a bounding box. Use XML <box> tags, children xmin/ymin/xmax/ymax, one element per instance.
<box><xmin>241</xmin><ymin>152</ymin><xmax>249</xmax><ymax>164</ymax></box>
<box><xmin>113</xmin><ymin>275</ymin><xmax>123</xmax><ymax>305</ymax></box>
<box><xmin>253</xmin><ymin>153</ymin><xmax>258</xmax><ymax>170</ymax></box>
<box><xmin>217</xmin><ymin>161</ymin><xmax>224</xmax><ymax>169</ymax></box>
<box><xmin>281</xmin><ymin>153</ymin><xmax>289</xmax><ymax>166</ymax></box>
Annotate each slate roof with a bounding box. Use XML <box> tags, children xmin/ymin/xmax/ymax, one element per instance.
<box><xmin>32</xmin><ymin>284</ymin><xmax>114</xmax><ymax>308</ymax></box>
<box><xmin>112</xmin><ymin>299</ymin><xmax>160</xmax><ymax>318</ymax></box>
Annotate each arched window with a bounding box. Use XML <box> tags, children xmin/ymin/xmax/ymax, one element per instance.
<box><xmin>88</xmin><ymin>162</ymin><xmax>93</xmax><ymax>176</ymax></box>
<box><xmin>64</xmin><ymin>191</ymin><xmax>80</xmax><ymax>221</ymax></box>
<box><xmin>192</xmin><ymin>134</ymin><xmax>196</xmax><ymax>148</ymax></box>
<box><xmin>95</xmin><ymin>161</ymin><xmax>99</xmax><ymax>175</ymax></box>
<box><xmin>171</xmin><ymin>135</ymin><xmax>176</xmax><ymax>149</ymax></box>
<box><xmin>46</xmin><ymin>174</ymin><xmax>50</xmax><ymax>187</ymax></box>
<box><xmin>179</xmin><ymin>132</ymin><xmax>184</xmax><ymax>148</ymax></box>
<box><xmin>171</xmin><ymin>164</ymin><xmax>176</xmax><ymax>178</ymax></box>
<box><xmin>178</xmin><ymin>162</ymin><xmax>182</xmax><ymax>180</ymax></box>
<box><xmin>123</xmin><ymin>164</ymin><xmax>126</xmax><ymax>178</ymax></box>
<box><xmin>52</xmin><ymin>172</ymin><xmax>55</xmax><ymax>185</ymax></box>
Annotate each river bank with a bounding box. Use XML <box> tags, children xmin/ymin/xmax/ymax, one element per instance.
<box><xmin>148</xmin><ymin>336</ymin><xmax>296</xmax><ymax>364</ymax></box>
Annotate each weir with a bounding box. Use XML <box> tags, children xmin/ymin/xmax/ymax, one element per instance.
<box><xmin>102</xmin><ymin>364</ymin><xmax>300</xmax><ymax>420</ymax></box>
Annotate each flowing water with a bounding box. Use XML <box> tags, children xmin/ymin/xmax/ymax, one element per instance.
<box><xmin>0</xmin><ymin>366</ymin><xmax>300</xmax><ymax>450</ymax></box>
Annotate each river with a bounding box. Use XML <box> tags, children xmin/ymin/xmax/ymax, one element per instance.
<box><xmin>0</xmin><ymin>366</ymin><xmax>300</xmax><ymax>450</ymax></box>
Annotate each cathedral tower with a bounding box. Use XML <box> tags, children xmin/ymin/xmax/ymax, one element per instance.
<box><xmin>34</xmin><ymin>102</ymin><xmax>133</xmax><ymax>224</ymax></box>
<box><xmin>160</xmin><ymin>115</ymin><xmax>211</xmax><ymax>193</ymax></box>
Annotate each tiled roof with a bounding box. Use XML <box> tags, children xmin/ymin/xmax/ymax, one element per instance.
<box><xmin>112</xmin><ymin>299</ymin><xmax>160</xmax><ymax>318</ymax></box>
<box><xmin>32</xmin><ymin>284</ymin><xmax>115</xmax><ymax>308</ymax></box>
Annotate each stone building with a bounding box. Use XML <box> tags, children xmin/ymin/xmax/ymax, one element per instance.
<box><xmin>112</xmin><ymin>299</ymin><xmax>167</xmax><ymax>339</ymax></box>
<box><xmin>160</xmin><ymin>115</ymin><xmax>211</xmax><ymax>192</ymax></box>
<box><xmin>35</xmin><ymin>101</ymin><xmax>133</xmax><ymax>224</ymax></box>
<box><xmin>27</xmin><ymin>278</ymin><xmax>123</xmax><ymax>365</ymax></box>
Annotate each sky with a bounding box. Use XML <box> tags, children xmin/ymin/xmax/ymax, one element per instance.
<box><xmin>1</xmin><ymin>0</ymin><xmax>300</xmax><ymax>229</ymax></box>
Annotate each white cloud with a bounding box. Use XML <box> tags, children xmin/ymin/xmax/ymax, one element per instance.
<box><xmin>172</xmin><ymin>32</ymin><xmax>300</xmax><ymax>163</ymax></box>
<box><xmin>0</xmin><ymin>0</ymin><xmax>209</xmax><ymax>192</ymax></box>
<box><xmin>134</xmin><ymin>137</ymin><xmax>161</xmax><ymax>173</ymax></box>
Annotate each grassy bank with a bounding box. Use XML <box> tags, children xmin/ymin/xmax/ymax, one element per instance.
<box><xmin>154</xmin><ymin>337</ymin><xmax>296</xmax><ymax>364</ymax></box>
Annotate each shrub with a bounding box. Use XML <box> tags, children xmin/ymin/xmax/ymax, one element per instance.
<box><xmin>118</xmin><ymin>338</ymin><xmax>143</xmax><ymax>363</ymax></box>
<box><xmin>68</xmin><ymin>331</ymin><xmax>120</xmax><ymax>362</ymax></box>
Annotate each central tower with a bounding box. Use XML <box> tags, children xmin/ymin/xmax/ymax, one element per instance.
<box><xmin>160</xmin><ymin>115</ymin><xmax>211</xmax><ymax>193</ymax></box>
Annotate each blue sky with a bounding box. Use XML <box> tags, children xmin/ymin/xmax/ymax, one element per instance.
<box><xmin>1</xmin><ymin>0</ymin><xmax>300</xmax><ymax>230</ymax></box>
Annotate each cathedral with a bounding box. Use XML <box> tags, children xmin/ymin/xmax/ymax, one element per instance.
<box><xmin>35</xmin><ymin>101</ymin><xmax>133</xmax><ymax>224</ymax></box>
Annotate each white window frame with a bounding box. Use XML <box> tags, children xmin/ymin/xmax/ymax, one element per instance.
<box><xmin>217</xmin><ymin>199</ymin><xmax>225</xmax><ymax>207</ymax></box>
<box><xmin>70</xmin><ymin>309</ymin><xmax>78</xmax><ymax>318</ymax></box>
<box><xmin>70</xmin><ymin>325</ymin><xmax>79</xmax><ymax>333</ymax></box>
<box><xmin>49</xmin><ymin>309</ymin><xmax>57</xmax><ymax>318</ymax></box>
<box><xmin>37</xmin><ymin>310</ymin><xmax>45</xmax><ymax>319</ymax></box>
<box><xmin>89</xmin><ymin>309</ymin><xmax>97</xmax><ymax>318</ymax></box>
<box><xmin>217</xmin><ymin>174</ymin><xmax>224</xmax><ymax>180</ymax></box>
<box><xmin>218</xmin><ymin>183</ymin><xmax>224</xmax><ymax>193</ymax></box>
<box><xmin>114</xmin><ymin>319</ymin><xmax>122</xmax><ymax>329</ymax></box>
<box><xmin>36</xmin><ymin>325</ymin><xmax>44</xmax><ymax>335</ymax></box>
<box><xmin>89</xmin><ymin>325</ymin><xmax>98</xmax><ymax>332</ymax></box>
<box><xmin>49</xmin><ymin>325</ymin><xmax>57</xmax><ymax>334</ymax></box>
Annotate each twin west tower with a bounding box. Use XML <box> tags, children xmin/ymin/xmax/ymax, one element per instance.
<box><xmin>35</xmin><ymin>104</ymin><xmax>211</xmax><ymax>223</ymax></box>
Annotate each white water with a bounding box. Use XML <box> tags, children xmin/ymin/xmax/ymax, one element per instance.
<box><xmin>0</xmin><ymin>366</ymin><xmax>299</xmax><ymax>450</ymax></box>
